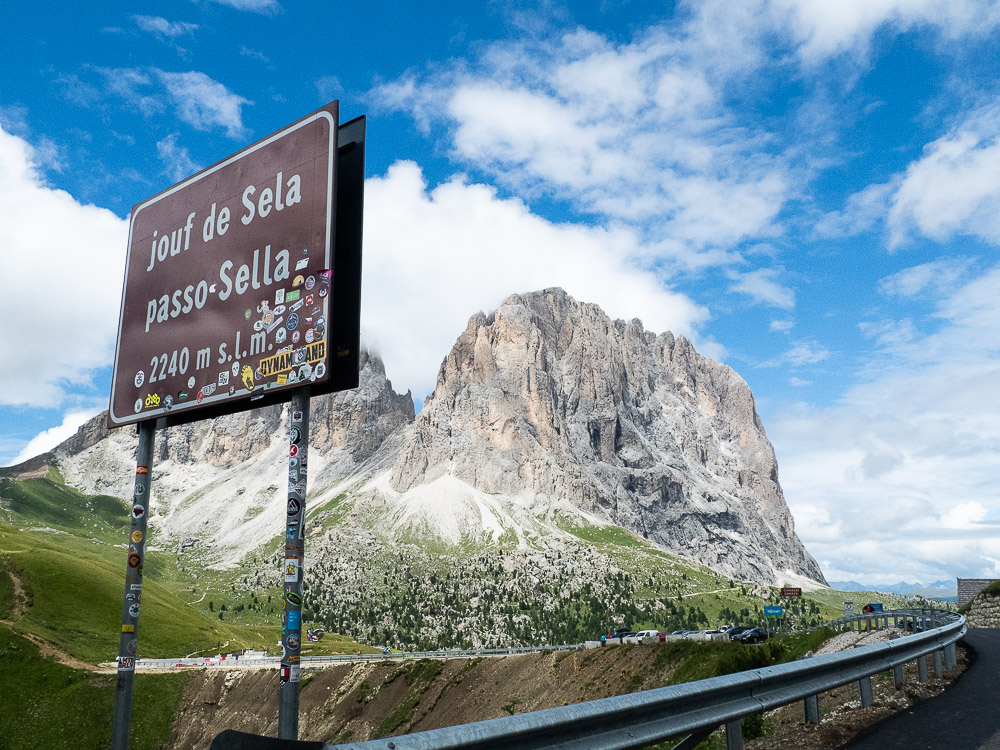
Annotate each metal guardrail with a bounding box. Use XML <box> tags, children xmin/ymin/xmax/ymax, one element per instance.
<box><xmin>211</xmin><ymin>608</ymin><xmax>964</xmax><ymax>750</ymax></box>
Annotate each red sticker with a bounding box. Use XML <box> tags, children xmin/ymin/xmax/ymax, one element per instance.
<box><xmin>289</xmin><ymin>444</ymin><xmax>298</xmax><ymax>458</ymax></box>
<box><xmin>128</xmin><ymin>553</ymin><xmax>142</xmax><ymax>568</ymax></box>
<box><xmin>136</xmin><ymin>466</ymin><xmax>149</xmax><ymax>475</ymax></box>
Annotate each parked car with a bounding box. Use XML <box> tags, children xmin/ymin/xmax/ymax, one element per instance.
<box><xmin>726</xmin><ymin>626</ymin><xmax>753</xmax><ymax>640</ymax></box>
<box><xmin>635</xmin><ymin>629</ymin><xmax>660</xmax><ymax>640</ymax></box>
<box><xmin>736</xmin><ymin>627</ymin><xmax>770</xmax><ymax>644</ymax></box>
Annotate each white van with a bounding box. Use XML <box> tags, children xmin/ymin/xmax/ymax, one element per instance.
<box><xmin>635</xmin><ymin>629</ymin><xmax>660</xmax><ymax>641</ymax></box>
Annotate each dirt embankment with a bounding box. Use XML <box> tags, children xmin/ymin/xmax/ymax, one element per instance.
<box><xmin>168</xmin><ymin>636</ymin><xmax>968</xmax><ymax>750</ymax></box>
<box><xmin>169</xmin><ymin>645</ymin><xmax>674</xmax><ymax>748</ymax></box>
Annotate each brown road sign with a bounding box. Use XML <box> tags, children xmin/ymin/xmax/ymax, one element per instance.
<box><xmin>781</xmin><ymin>587</ymin><xmax>802</xmax><ymax>597</ymax></box>
<box><xmin>109</xmin><ymin>102</ymin><xmax>339</xmax><ymax>428</ymax></box>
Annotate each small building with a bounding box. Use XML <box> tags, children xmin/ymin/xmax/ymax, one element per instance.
<box><xmin>957</xmin><ymin>578</ymin><xmax>999</xmax><ymax>607</ymax></box>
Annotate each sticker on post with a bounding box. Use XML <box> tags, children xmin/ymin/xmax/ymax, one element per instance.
<box><xmin>119</xmin><ymin>656</ymin><xmax>136</xmax><ymax>671</ymax></box>
<box><xmin>284</xmin><ymin>558</ymin><xmax>300</xmax><ymax>582</ymax></box>
<box><xmin>290</xmin><ymin>664</ymin><xmax>301</xmax><ymax>682</ymax></box>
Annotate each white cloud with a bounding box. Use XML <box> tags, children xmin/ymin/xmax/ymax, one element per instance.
<box><xmin>765</xmin><ymin>0</ymin><xmax>1000</xmax><ymax>64</ymax></box>
<box><xmin>727</xmin><ymin>267</ymin><xmax>795</xmax><ymax>308</ymax></box>
<box><xmin>878</xmin><ymin>258</ymin><xmax>971</xmax><ymax>298</ymax></box>
<box><xmin>760</xmin><ymin>340</ymin><xmax>830</xmax><ymax>368</ymax></box>
<box><xmin>205</xmin><ymin>0</ymin><xmax>280</xmax><ymax>14</ymax></box>
<box><xmin>91</xmin><ymin>67</ymin><xmax>248</xmax><ymax>138</ymax></box>
<box><xmin>156</xmin><ymin>70</ymin><xmax>251</xmax><ymax>139</ymax></box>
<box><xmin>156</xmin><ymin>133</ymin><xmax>200</xmax><ymax>182</ymax></box>
<box><xmin>315</xmin><ymin>76</ymin><xmax>343</xmax><ymax>102</ymax></box>
<box><xmin>942</xmin><ymin>501</ymin><xmax>988</xmax><ymax>530</ymax></box>
<box><xmin>375</xmin><ymin>24</ymin><xmax>792</xmax><ymax>260</ymax></box>
<box><xmin>813</xmin><ymin>182</ymin><xmax>894</xmax><ymax>239</ymax></box>
<box><xmin>771</xmin><ymin>264</ymin><xmax>1000</xmax><ymax>581</ymax></box>
<box><xmin>888</xmin><ymin>100</ymin><xmax>1000</xmax><ymax>248</ymax></box>
<box><xmin>770</xmin><ymin>319</ymin><xmax>794</xmax><ymax>332</ymax></box>
<box><xmin>133</xmin><ymin>15</ymin><xmax>198</xmax><ymax>40</ymax></box>
<box><xmin>0</xmin><ymin>124</ymin><xmax>127</xmax><ymax>407</ymax></box>
<box><xmin>789</xmin><ymin>376</ymin><xmax>811</xmax><ymax>387</ymax></box>
<box><xmin>10</xmin><ymin>408</ymin><xmax>101</xmax><ymax>466</ymax></box>
<box><xmin>362</xmin><ymin>162</ymin><xmax>713</xmax><ymax>400</ymax></box>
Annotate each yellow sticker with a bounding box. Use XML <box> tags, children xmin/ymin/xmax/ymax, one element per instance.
<box><xmin>259</xmin><ymin>341</ymin><xmax>325</xmax><ymax>378</ymax></box>
<box><xmin>131</xmin><ymin>530</ymin><xmax>143</xmax><ymax>544</ymax></box>
<box><xmin>122</xmin><ymin>624</ymin><xmax>135</xmax><ymax>633</ymax></box>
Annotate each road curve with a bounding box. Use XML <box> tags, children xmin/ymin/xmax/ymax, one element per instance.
<box><xmin>845</xmin><ymin>628</ymin><xmax>1000</xmax><ymax>750</ymax></box>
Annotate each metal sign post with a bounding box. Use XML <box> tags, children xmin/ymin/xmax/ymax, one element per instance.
<box><xmin>278</xmin><ymin>388</ymin><xmax>309</xmax><ymax>739</ymax></box>
<box><xmin>111</xmin><ymin>420</ymin><xmax>156</xmax><ymax>750</ymax></box>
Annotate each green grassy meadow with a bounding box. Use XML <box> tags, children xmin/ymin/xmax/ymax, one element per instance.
<box><xmin>0</xmin><ymin>626</ymin><xmax>188</xmax><ymax>750</ymax></box>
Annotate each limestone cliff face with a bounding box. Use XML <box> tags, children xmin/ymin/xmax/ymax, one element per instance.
<box><xmin>389</xmin><ymin>289</ymin><xmax>823</xmax><ymax>584</ymax></box>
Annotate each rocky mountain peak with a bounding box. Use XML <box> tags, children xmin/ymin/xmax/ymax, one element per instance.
<box><xmin>391</xmin><ymin>288</ymin><xmax>823</xmax><ymax>584</ymax></box>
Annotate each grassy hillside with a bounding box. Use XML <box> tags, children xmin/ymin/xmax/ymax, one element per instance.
<box><xmin>0</xmin><ymin>469</ymin><xmax>945</xmax><ymax>658</ymax></box>
<box><xmin>0</xmin><ymin>523</ymin><xmax>276</xmax><ymax>663</ymax></box>
<box><xmin>0</xmin><ymin>472</ymin><xmax>386</xmax><ymax>661</ymax></box>
<box><xmin>0</xmin><ymin>626</ymin><xmax>187</xmax><ymax>750</ymax></box>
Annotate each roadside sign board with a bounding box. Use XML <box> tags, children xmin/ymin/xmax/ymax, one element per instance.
<box><xmin>109</xmin><ymin>102</ymin><xmax>340</xmax><ymax>428</ymax></box>
<box><xmin>780</xmin><ymin>587</ymin><xmax>802</xmax><ymax>597</ymax></box>
<box><xmin>845</xmin><ymin>601</ymin><xmax>854</xmax><ymax>616</ymax></box>
<box><xmin>864</xmin><ymin>603</ymin><xmax>884</xmax><ymax>613</ymax></box>
<box><xmin>764</xmin><ymin>605</ymin><xmax>783</xmax><ymax>617</ymax></box>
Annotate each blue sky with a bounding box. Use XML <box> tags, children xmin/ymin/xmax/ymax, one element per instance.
<box><xmin>3</xmin><ymin>0</ymin><xmax>1000</xmax><ymax>585</ymax></box>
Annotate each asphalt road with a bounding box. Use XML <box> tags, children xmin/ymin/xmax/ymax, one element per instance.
<box><xmin>845</xmin><ymin>628</ymin><xmax>1000</xmax><ymax>750</ymax></box>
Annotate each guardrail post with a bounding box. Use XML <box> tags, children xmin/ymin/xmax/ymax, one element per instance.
<box><xmin>945</xmin><ymin>642</ymin><xmax>957</xmax><ymax>669</ymax></box>
<box><xmin>804</xmin><ymin>694</ymin><xmax>819</xmax><ymax>724</ymax></box>
<box><xmin>893</xmin><ymin>664</ymin><xmax>904</xmax><ymax>689</ymax></box>
<box><xmin>725</xmin><ymin>718</ymin><xmax>743</xmax><ymax>750</ymax></box>
<box><xmin>933</xmin><ymin>650</ymin><xmax>943</xmax><ymax>677</ymax></box>
<box><xmin>917</xmin><ymin>654</ymin><xmax>928</xmax><ymax>682</ymax></box>
<box><xmin>859</xmin><ymin>675</ymin><xmax>873</xmax><ymax>707</ymax></box>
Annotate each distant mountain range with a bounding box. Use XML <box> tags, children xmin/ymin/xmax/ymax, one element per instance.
<box><xmin>827</xmin><ymin>580</ymin><xmax>956</xmax><ymax>600</ymax></box>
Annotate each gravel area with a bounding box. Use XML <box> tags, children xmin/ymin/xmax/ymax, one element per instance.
<box><xmin>811</xmin><ymin>627</ymin><xmax>904</xmax><ymax>656</ymax></box>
